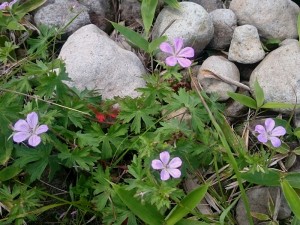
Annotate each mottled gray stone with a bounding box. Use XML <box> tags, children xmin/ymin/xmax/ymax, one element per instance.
<box><xmin>230</xmin><ymin>0</ymin><xmax>300</xmax><ymax>40</ymax></box>
<box><xmin>34</xmin><ymin>0</ymin><xmax>90</xmax><ymax>34</ymax></box>
<box><xmin>152</xmin><ymin>1</ymin><xmax>214</xmax><ymax>59</ymax></box>
<box><xmin>119</xmin><ymin>0</ymin><xmax>141</xmax><ymax>26</ymax></box>
<box><xmin>228</xmin><ymin>25</ymin><xmax>265</xmax><ymax>64</ymax></box>
<box><xmin>198</xmin><ymin>56</ymin><xmax>240</xmax><ymax>101</ymax></box>
<box><xmin>209</xmin><ymin>9</ymin><xmax>237</xmax><ymax>49</ymax></box>
<box><xmin>236</xmin><ymin>187</ymin><xmax>291</xmax><ymax>225</ymax></box>
<box><xmin>187</xmin><ymin>0</ymin><xmax>223</xmax><ymax>12</ymax></box>
<box><xmin>59</xmin><ymin>24</ymin><xmax>146</xmax><ymax>99</ymax></box>
<box><xmin>249</xmin><ymin>41</ymin><xmax>300</xmax><ymax>112</ymax></box>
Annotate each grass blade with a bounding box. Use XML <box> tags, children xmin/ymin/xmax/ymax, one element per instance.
<box><xmin>141</xmin><ymin>0</ymin><xmax>158</xmax><ymax>37</ymax></box>
<box><xmin>227</xmin><ymin>92</ymin><xmax>257</xmax><ymax>109</ymax></box>
<box><xmin>253</xmin><ymin>79</ymin><xmax>264</xmax><ymax>108</ymax></box>
<box><xmin>281</xmin><ymin>179</ymin><xmax>300</xmax><ymax>220</ymax></box>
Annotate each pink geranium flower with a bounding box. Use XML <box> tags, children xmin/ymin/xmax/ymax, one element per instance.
<box><xmin>255</xmin><ymin>118</ymin><xmax>286</xmax><ymax>148</ymax></box>
<box><xmin>0</xmin><ymin>0</ymin><xmax>17</xmax><ymax>10</ymax></box>
<box><xmin>151</xmin><ymin>151</ymin><xmax>182</xmax><ymax>181</ymax></box>
<box><xmin>159</xmin><ymin>38</ymin><xmax>194</xmax><ymax>68</ymax></box>
<box><xmin>12</xmin><ymin>112</ymin><xmax>48</xmax><ymax>147</ymax></box>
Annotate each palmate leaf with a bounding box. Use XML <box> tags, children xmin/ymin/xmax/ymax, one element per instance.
<box><xmin>118</xmin><ymin>97</ymin><xmax>160</xmax><ymax>134</ymax></box>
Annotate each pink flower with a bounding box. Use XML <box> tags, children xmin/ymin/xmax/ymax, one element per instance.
<box><xmin>0</xmin><ymin>0</ymin><xmax>17</xmax><ymax>10</ymax></box>
<box><xmin>255</xmin><ymin>118</ymin><xmax>286</xmax><ymax>148</ymax></box>
<box><xmin>12</xmin><ymin>112</ymin><xmax>48</xmax><ymax>147</ymax></box>
<box><xmin>159</xmin><ymin>38</ymin><xmax>194</xmax><ymax>68</ymax></box>
<box><xmin>151</xmin><ymin>151</ymin><xmax>182</xmax><ymax>181</ymax></box>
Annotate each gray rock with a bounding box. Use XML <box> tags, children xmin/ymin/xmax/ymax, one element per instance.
<box><xmin>209</xmin><ymin>9</ymin><xmax>237</xmax><ymax>49</ymax></box>
<box><xmin>228</xmin><ymin>25</ymin><xmax>265</xmax><ymax>64</ymax></box>
<box><xmin>79</xmin><ymin>0</ymin><xmax>114</xmax><ymax>33</ymax></box>
<box><xmin>229</xmin><ymin>0</ymin><xmax>300</xmax><ymax>41</ymax></box>
<box><xmin>34</xmin><ymin>0</ymin><xmax>90</xmax><ymax>34</ymax></box>
<box><xmin>236</xmin><ymin>187</ymin><xmax>291</xmax><ymax>225</ymax></box>
<box><xmin>119</xmin><ymin>0</ymin><xmax>141</xmax><ymax>26</ymax></box>
<box><xmin>279</xmin><ymin>39</ymin><xmax>298</xmax><ymax>47</ymax></box>
<box><xmin>197</xmin><ymin>56</ymin><xmax>240</xmax><ymax>101</ymax></box>
<box><xmin>152</xmin><ymin>1</ymin><xmax>214</xmax><ymax>58</ymax></box>
<box><xmin>187</xmin><ymin>0</ymin><xmax>223</xmax><ymax>12</ymax></box>
<box><xmin>249</xmin><ymin>41</ymin><xmax>300</xmax><ymax>112</ymax></box>
<box><xmin>58</xmin><ymin>24</ymin><xmax>146</xmax><ymax>99</ymax></box>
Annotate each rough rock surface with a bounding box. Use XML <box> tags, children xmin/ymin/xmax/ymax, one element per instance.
<box><xmin>34</xmin><ymin>0</ymin><xmax>90</xmax><ymax>34</ymax></box>
<box><xmin>58</xmin><ymin>24</ymin><xmax>146</xmax><ymax>99</ymax></box>
<box><xmin>228</xmin><ymin>25</ymin><xmax>265</xmax><ymax>64</ymax></box>
<box><xmin>198</xmin><ymin>56</ymin><xmax>240</xmax><ymax>101</ymax></box>
<box><xmin>152</xmin><ymin>1</ymin><xmax>214</xmax><ymax>58</ymax></box>
<box><xmin>79</xmin><ymin>0</ymin><xmax>114</xmax><ymax>33</ymax></box>
<box><xmin>249</xmin><ymin>41</ymin><xmax>300</xmax><ymax>112</ymax></box>
<box><xmin>119</xmin><ymin>0</ymin><xmax>141</xmax><ymax>26</ymax></box>
<box><xmin>209</xmin><ymin>9</ymin><xmax>237</xmax><ymax>49</ymax></box>
<box><xmin>188</xmin><ymin>0</ymin><xmax>223</xmax><ymax>12</ymax></box>
<box><xmin>229</xmin><ymin>0</ymin><xmax>300</xmax><ymax>40</ymax></box>
<box><xmin>236</xmin><ymin>187</ymin><xmax>291</xmax><ymax>225</ymax></box>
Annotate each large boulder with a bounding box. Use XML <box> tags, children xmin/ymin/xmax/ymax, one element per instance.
<box><xmin>188</xmin><ymin>0</ymin><xmax>223</xmax><ymax>12</ymax></box>
<box><xmin>58</xmin><ymin>24</ymin><xmax>146</xmax><ymax>99</ymax></box>
<box><xmin>229</xmin><ymin>0</ymin><xmax>299</xmax><ymax>40</ymax></box>
<box><xmin>249</xmin><ymin>41</ymin><xmax>300</xmax><ymax>112</ymax></box>
<box><xmin>152</xmin><ymin>1</ymin><xmax>214</xmax><ymax>58</ymax></box>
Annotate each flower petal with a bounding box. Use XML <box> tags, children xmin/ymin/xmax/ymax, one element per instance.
<box><xmin>255</xmin><ymin>125</ymin><xmax>266</xmax><ymax>134</ymax></box>
<box><xmin>165</xmin><ymin>56</ymin><xmax>178</xmax><ymax>67</ymax></box>
<box><xmin>159</xmin><ymin>151</ymin><xmax>170</xmax><ymax>165</ymax></box>
<box><xmin>35</xmin><ymin>125</ymin><xmax>48</xmax><ymax>135</ymax></box>
<box><xmin>160</xmin><ymin>169</ymin><xmax>170</xmax><ymax>181</ymax></box>
<box><xmin>159</xmin><ymin>42</ymin><xmax>173</xmax><ymax>54</ymax></box>
<box><xmin>13</xmin><ymin>119</ymin><xmax>30</xmax><ymax>132</ymax></box>
<box><xmin>151</xmin><ymin>159</ymin><xmax>164</xmax><ymax>170</ymax></box>
<box><xmin>177</xmin><ymin>57</ymin><xmax>192</xmax><ymax>68</ymax></box>
<box><xmin>174</xmin><ymin>38</ymin><xmax>183</xmax><ymax>54</ymax></box>
<box><xmin>168</xmin><ymin>168</ymin><xmax>181</xmax><ymax>178</ymax></box>
<box><xmin>257</xmin><ymin>133</ymin><xmax>268</xmax><ymax>143</ymax></box>
<box><xmin>265</xmin><ymin>118</ymin><xmax>275</xmax><ymax>133</ymax></box>
<box><xmin>271</xmin><ymin>126</ymin><xmax>286</xmax><ymax>137</ymax></box>
<box><xmin>0</xmin><ymin>2</ymin><xmax>9</xmax><ymax>10</ymax></box>
<box><xmin>177</xmin><ymin>47</ymin><xmax>194</xmax><ymax>58</ymax></box>
<box><xmin>26</xmin><ymin>112</ymin><xmax>38</xmax><ymax>129</ymax></box>
<box><xmin>168</xmin><ymin>157</ymin><xmax>182</xmax><ymax>169</ymax></box>
<box><xmin>9</xmin><ymin>0</ymin><xmax>17</xmax><ymax>7</ymax></box>
<box><xmin>269</xmin><ymin>136</ymin><xmax>281</xmax><ymax>148</ymax></box>
<box><xmin>13</xmin><ymin>132</ymin><xmax>31</xmax><ymax>143</ymax></box>
<box><xmin>28</xmin><ymin>134</ymin><xmax>41</xmax><ymax>147</ymax></box>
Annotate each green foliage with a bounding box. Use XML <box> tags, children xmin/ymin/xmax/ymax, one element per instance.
<box><xmin>141</xmin><ymin>0</ymin><xmax>158</xmax><ymax>37</ymax></box>
<box><xmin>281</xmin><ymin>179</ymin><xmax>300</xmax><ymax>220</ymax></box>
<box><xmin>0</xmin><ymin>41</ymin><xmax>18</xmax><ymax>63</ymax></box>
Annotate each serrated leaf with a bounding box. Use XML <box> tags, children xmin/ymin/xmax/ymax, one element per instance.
<box><xmin>141</xmin><ymin>0</ymin><xmax>158</xmax><ymax>37</ymax></box>
<box><xmin>281</xmin><ymin>179</ymin><xmax>300</xmax><ymax>220</ymax></box>
<box><xmin>113</xmin><ymin>185</ymin><xmax>164</xmax><ymax>225</ymax></box>
<box><xmin>111</xmin><ymin>21</ymin><xmax>149</xmax><ymax>52</ymax></box>
<box><xmin>165</xmin><ymin>184</ymin><xmax>209</xmax><ymax>225</ymax></box>
<box><xmin>227</xmin><ymin>92</ymin><xmax>257</xmax><ymax>109</ymax></box>
<box><xmin>254</xmin><ymin>79</ymin><xmax>264</xmax><ymax>108</ymax></box>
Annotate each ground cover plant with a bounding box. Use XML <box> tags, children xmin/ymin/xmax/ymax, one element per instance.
<box><xmin>1</xmin><ymin>0</ymin><xmax>300</xmax><ymax>225</ymax></box>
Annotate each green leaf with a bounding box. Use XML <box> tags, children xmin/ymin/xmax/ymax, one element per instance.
<box><xmin>7</xmin><ymin>20</ymin><xmax>26</xmax><ymax>30</ymax></box>
<box><xmin>298</xmin><ymin>12</ymin><xmax>300</xmax><ymax>41</ymax></box>
<box><xmin>113</xmin><ymin>185</ymin><xmax>164</xmax><ymax>225</ymax></box>
<box><xmin>15</xmin><ymin>0</ymin><xmax>47</xmax><ymax>16</ymax></box>
<box><xmin>281</xmin><ymin>179</ymin><xmax>300</xmax><ymax>220</ymax></box>
<box><xmin>111</xmin><ymin>21</ymin><xmax>149</xmax><ymax>52</ymax></box>
<box><xmin>148</xmin><ymin>36</ymin><xmax>167</xmax><ymax>53</ymax></box>
<box><xmin>251</xmin><ymin>212</ymin><xmax>270</xmax><ymax>221</ymax></box>
<box><xmin>0</xmin><ymin>165</ymin><xmax>22</xmax><ymax>182</ymax></box>
<box><xmin>176</xmin><ymin>219</ymin><xmax>210</xmax><ymax>225</ymax></box>
<box><xmin>241</xmin><ymin>169</ymin><xmax>281</xmax><ymax>186</ymax></box>
<box><xmin>141</xmin><ymin>0</ymin><xmax>158</xmax><ymax>37</ymax></box>
<box><xmin>220</xmin><ymin>197</ymin><xmax>239</xmax><ymax>225</ymax></box>
<box><xmin>285</xmin><ymin>172</ymin><xmax>300</xmax><ymax>189</ymax></box>
<box><xmin>227</xmin><ymin>92</ymin><xmax>257</xmax><ymax>109</ymax></box>
<box><xmin>164</xmin><ymin>0</ymin><xmax>180</xmax><ymax>8</ymax></box>
<box><xmin>261</xmin><ymin>102</ymin><xmax>300</xmax><ymax>109</ymax></box>
<box><xmin>253</xmin><ymin>79</ymin><xmax>264</xmax><ymax>108</ymax></box>
<box><xmin>292</xmin><ymin>216</ymin><xmax>300</xmax><ymax>225</ymax></box>
<box><xmin>165</xmin><ymin>184</ymin><xmax>209</xmax><ymax>225</ymax></box>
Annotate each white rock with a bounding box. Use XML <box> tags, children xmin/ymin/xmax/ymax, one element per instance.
<box><xmin>34</xmin><ymin>0</ymin><xmax>90</xmax><ymax>34</ymax></box>
<box><xmin>152</xmin><ymin>1</ymin><xmax>214</xmax><ymax>58</ymax></box>
<box><xmin>230</xmin><ymin>0</ymin><xmax>300</xmax><ymax>40</ymax></box>
<box><xmin>209</xmin><ymin>9</ymin><xmax>237</xmax><ymax>49</ymax></box>
<box><xmin>188</xmin><ymin>0</ymin><xmax>223</xmax><ymax>12</ymax></box>
<box><xmin>198</xmin><ymin>56</ymin><xmax>240</xmax><ymax>101</ymax></box>
<box><xmin>249</xmin><ymin>41</ymin><xmax>300</xmax><ymax>112</ymax></box>
<box><xmin>58</xmin><ymin>24</ymin><xmax>146</xmax><ymax>99</ymax></box>
<box><xmin>228</xmin><ymin>25</ymin><xmax>265</xmax><ymax>64</ymax></box>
